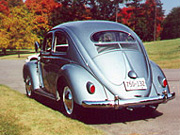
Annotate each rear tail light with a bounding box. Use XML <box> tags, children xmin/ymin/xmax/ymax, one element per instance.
<box><xmin>87</xmin><ymin>82</ymin><xmax>95</xmax><ymax>94</ymax></box>
<box><xmin>158</xmin><ymin>76</ymin><xmax>168</xmax><ymax>88</ymax></box>
<box><xmin>162</xmin><ymin>79</ymin><xmax>167</xmax><ymax>88</ymax></box>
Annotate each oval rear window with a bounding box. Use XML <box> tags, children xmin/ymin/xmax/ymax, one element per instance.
<box><xmin>91</xmin><ymin>31</ymin><xmax>135</xmax><ymax>42</ymax></box>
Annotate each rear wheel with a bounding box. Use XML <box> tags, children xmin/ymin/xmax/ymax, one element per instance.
<box><xmin>59</xmin><ymin>82</ymin><xmax>77</xmax><ymax>118</ymax></box>
<box><xmin>63</xmin><ymin>86</ymin><xmax>74</xmax><ymax>116</ymax></box>
<box><xmin>25</xmin><ymin>75</ymin><xmax>34</xmax><ymax>98</ymax></box>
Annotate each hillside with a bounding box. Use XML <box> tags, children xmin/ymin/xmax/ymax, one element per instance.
<box><xmin>144</xmin><ymin>38</ymin><xmax>180</xmax><ymax>69</ymax></box>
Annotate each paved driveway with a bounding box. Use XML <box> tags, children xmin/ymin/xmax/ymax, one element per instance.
<box><xmin>0</xmin><ymin>59</ymin><xmax>179</xmax><ymax>135</ymax></box>
<box><xmin>0</xmin><ymin>59</ymin><xmax>25</xmax><ymax>94</ymax></box>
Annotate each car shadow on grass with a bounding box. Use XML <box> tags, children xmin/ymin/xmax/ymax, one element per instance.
<box><xmin>32</xmin><ymin>94</ymin><xmax>163</xmax><ymax>125</ymax></box>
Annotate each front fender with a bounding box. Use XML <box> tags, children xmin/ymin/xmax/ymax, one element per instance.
<box><xmin>59</xmin><ymin>64</ymin><xmax>114</xmax><ymax>105</ymax></box>
<box><xmin>23</xmin><ymin>61</ymin><xmax>40</xmax><ymax>90</ymax></box>
<box><xmin>149</xmin><ymin>60</ymin><xmax>170</xmax><ymax>96</ymax></box>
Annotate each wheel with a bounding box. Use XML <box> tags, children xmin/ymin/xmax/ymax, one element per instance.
<box><xmin>63</xmin><ymin>86</ymin><xmax>74</xmax><ymax>116</ymax></box>
<box><xmin>59</xmin><ymin>83</ymin><xmax>77</xmax><ymax>118</ymax></box>
<box><xmin>25</xmin><ymin>75</ymin><xmax>34</xmax><ymax>98</ymax></box>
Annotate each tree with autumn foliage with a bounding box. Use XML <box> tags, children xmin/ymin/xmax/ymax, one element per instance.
<box><xmin>0</xmin><ymin>0</ymin><xmax>10</xmax><ymax>52</ymax></box>
<box><xmin>0</xmin><ymin>14</ymin><xmax>9</xmax><ymax>53</ymax></box>
<box><xmin>4</xmin><ymin>0</ymin><xmax>23</xmax><ymax>7</ymax></box>
<box><xmin>0</xmin><ymin>5</ymin><xmax>39</xmax><ymax>52</ymax></box>
<box><xmin>25</xmin><ymin>0</ymin><xmax>61</xmax><ymax>40</ymax></box>
<box><xmin>0</xmin><ymin>0</ymin><xmax>10</xmax><ymax>15</ymax></box>
<box><xmin>118</xmin><ymin>0</ymin><xmax>164</xmax><ymax>41</ymax></box>
<box><xmin>143</xmin><ymin>0</ymin><xmax>164</xmax><ymax>41</ymax></box>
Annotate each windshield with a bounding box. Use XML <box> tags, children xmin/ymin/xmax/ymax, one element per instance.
<box><xmin>91</xmin><ymin>31</ymin><xmax>140</xmax><ymax>53</ymax></box>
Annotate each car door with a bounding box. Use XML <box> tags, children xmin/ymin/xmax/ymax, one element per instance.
<box><xmin>39</xmin><ymin>32</ymin><xmax>53</xmax><ymax>93</ymax></box>
<box><xmin>44</xmin><ymin>30</ymin><xmax>71</xmax><ymax>95</ymax></box>
<box><xmin>49</xmin><ymin>30</ymin><xmax>71</xmax><ymax>95</ymax></box>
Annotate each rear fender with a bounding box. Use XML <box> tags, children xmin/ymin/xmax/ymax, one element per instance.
<box><xmin>23</xmin><ymin>61</ymin><xmax>40</xmax><ymax>90</ymax></box>
<box><xmin>58</xmin><ymin>64</ymin><xmax>113</xmax><ymax>105</ymax></box>
<box><xmin>149</xmin><ymin>60</ymin><xmax>170</xmax><ymax>96</ymax></box>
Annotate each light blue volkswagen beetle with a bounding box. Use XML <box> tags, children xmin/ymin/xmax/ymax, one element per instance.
<box><xmin>23</xmin><ymin>20</ymin><xmax>175</xmax><ymax>117</ymax></box>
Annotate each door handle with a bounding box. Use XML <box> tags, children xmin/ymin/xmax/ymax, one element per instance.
<box><xmin>45</xmin><ymin>59</ymin><xmax>50</xmax><ymax>63</ymax></box>
<box><xmin>40</xmin><ymin>59</ymin><xmax>50</xmax><ymax>63</ymax></box>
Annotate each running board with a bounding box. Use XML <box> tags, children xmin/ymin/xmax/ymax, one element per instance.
<box><xmin>34</xmin><ymin>88</ymin><xmax>57</xmax><ymax>101</ymax></box>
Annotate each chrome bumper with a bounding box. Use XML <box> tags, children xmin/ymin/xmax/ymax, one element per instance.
<box><xmin>82</xmin><ymin>92</ymin><xmax>175</xmax><ymax>109</ymax></box>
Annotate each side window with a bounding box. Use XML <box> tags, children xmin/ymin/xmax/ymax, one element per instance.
<box><xmin>43</xmin><ymin>33</ymin><xmax>53</xmax><ymax>52</ymax></box>
<box><xmin>54</xmin><ymin>31</ymin><xmax>69</xmax><ymax>53</ymax></box>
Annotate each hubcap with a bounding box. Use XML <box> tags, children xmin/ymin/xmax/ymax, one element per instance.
<box><xmin>25</xmin><ymin>76</ymin><xmax>32</xmax><ymax>97</ymax></box>
<box><xmin>63</xmin><ymin>86</ymin><xmax>74</xmax><ymax>115</ymax></box>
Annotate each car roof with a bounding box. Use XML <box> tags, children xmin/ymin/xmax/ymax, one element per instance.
<box><xmin>52</xmin><ymin>21</ymin><xmax>140</xmax><ymax>58</ymax></box>
<box><xmin>52</xmin><ymin>20</ymin><xmax>132</xmax><ymax>35</ymax></box>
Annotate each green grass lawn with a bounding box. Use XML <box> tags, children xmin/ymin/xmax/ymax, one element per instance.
<box><xmin>144</xmin><ymin>38</ymin><xmax>180</xmax><ymax>69</ymax></box>
<box><xmin>0</xmin><ymin>85</ymin><xmax>104</xmax><ymax>135</ymax></box>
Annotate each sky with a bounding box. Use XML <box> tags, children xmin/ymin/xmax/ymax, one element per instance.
<box><xmin>161</xmin><ymin>0</ymin><xmax>180</xmax><ymax>15</ymax></box>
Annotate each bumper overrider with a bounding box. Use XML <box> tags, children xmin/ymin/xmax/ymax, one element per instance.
<box><xmin>82</xmin><ymin>91</ymin><xmax>175</xmax><ymax>109</ymax></box>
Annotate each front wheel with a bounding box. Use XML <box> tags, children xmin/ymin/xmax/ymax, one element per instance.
<box><xmin>25</xmin><ymin>75</ymin><xmax>34</xmax><ymax>98</ymax></box>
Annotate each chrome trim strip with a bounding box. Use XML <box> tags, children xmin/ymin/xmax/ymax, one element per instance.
<box><xmin>82</xmin><ymin>92</ymin><xmax>175</xmax><ymax>109</ymax></box>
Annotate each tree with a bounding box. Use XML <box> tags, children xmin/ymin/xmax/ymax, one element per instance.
<box><xmin>0</xmin><ymin>0</ymin><xmax>24</xmax><ymax>54</ymax></box>
<box><xmin>143</xmin><ymin>0</ymin><xmax>164</xmax><ymax>41</ymax></box>
<box><xmin>50</xmin><ymin>0</ymin><xmax>126</xmax><ymax>27</ymax></box>
<box><xmin>0</xmin><ymin>0</ymin><xmax>10</xmax><ymax>15</ymax></box>
<box><xmin>25</xmin><ymin>0</ymin><xmax>59</xmax><ymax>40</ymax></box>
<box><xmin>86</xmin><ymin>0</ymin><xmax>117</xmax><ymax>20</ymax></box>
<box><xmin>4</xmin><ymin>0</ymin><xmax>23</xmax><ymax>8</ymax></box>
<box><xmin>161</xmin><ymin>7</ymin><xmax>180</xmax><ymax>40</ymax></box>
<box><xmin>0</xmin><ymin>5</ymin><xmax>39</xmax><ymax>55</ymax></box>
<box><xmin>118</xmin><ymin>0</ymin><xmax>149</xmax><ymax>40</ymax></box>
<box><xmin>118</xmin><ymin>0</ymin><xmax>164</xmax><ymax>41</ymax></box>
<box><xmin>49</xmin><ymin>0</ymin><xmax>87</xmax><ymax>27</ymax></box>
<box><xmin>0</xmin><ymin>14</ymin><xmax>10</xmax><ymax>55</ymax></box>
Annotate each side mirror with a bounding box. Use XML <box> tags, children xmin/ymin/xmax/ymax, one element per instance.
<box><xmin>35</xmin><ymin>41</ymin><xmax>40</xmax><ymax>53</ymax></box>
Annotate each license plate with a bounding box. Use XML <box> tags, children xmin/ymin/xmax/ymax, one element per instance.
<box><xmin>124</xmin><ymin>78</ymin><xmax>147</xmax><ymax>91</ymax></box>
